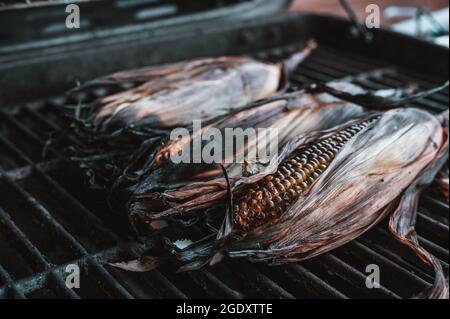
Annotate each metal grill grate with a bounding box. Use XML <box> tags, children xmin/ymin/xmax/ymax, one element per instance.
<box><xmin>0</xmin><ymin>44</ymin><xmax>448</xmax><ymax>299</ymax></box>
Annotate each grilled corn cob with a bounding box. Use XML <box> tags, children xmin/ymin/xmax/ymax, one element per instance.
<box><xmin>233</xmin><ymin>118</ymin><xmax>376</xmax><ymax>231</ymax></box>
<box><xmin>170</xmin><ymin>108</ymin><xmax>448</xmax><ymax>299</ymax></box>
<box><xmin>77</xmin><ymin>41</ymin><xmax>317</xmax><ymax>130</ymax></box>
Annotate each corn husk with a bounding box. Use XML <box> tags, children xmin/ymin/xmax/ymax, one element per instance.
<box><xmin>433</xmin><ymin>168</ymin><xmax>449</xmax><ymax>201</ymax></box>
<box><xmin>72</xmin><ymin>41</ymin><xmax>317</xmax><ymax>131</ymax></box>
<box><xmin>127</xmin><ymin>82</ymin><xmax>445</xmax><ymax>222</ymax></box>
<box><xmin>65</xmin><ymin>41</ymin><xmax>317</xmax><ymax>189</ymax></box>
<box><xmin>126</xmin><ymin>82</ymin><xmax>369</xmax><ymax>222</ymax></box>
<box><xmin>171</xmin><ymin>108</ymin><xmax>449</xmax><ymax>299</ymax></box>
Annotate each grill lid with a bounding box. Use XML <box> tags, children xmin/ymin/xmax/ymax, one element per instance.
<box><xmin>0</xmin><ymin>0</ymin><xmax>292</xmax><ymax>46</ymax></box>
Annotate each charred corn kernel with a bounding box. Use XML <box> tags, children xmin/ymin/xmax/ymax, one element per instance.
<box><xmin>233</xmin><ymin>118</ymin><xmax>373</xmax><ymax>231</ymax></box>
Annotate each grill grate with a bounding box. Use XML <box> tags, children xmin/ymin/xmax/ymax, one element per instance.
<box><xmin>0</xmin><ymin>44</ymin><xmax>448</xmax><ymax>299</ymax></box>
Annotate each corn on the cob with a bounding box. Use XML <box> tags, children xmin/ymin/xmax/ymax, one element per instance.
<box><xmin>65</xmin><ymin>42</ymin><xmax>317</xmax><ymax>190</ymax></box>
<box><xmin>128</xmin><ymin>83</ymin><xmax>370</xmax><ymax>220</ymax></box>
<box><xmin>74</xmin><ymin>41</ymin><xmax>317</xmax><ymax>130</ymax></box>
<box><xmin>233</xmin><ymin>118</ymin><xmax>376</xmax><ymax>231</ymax></box>
<box><xmin>130</xmin><ymin>82</ymin><xmax>447</xmax><ymax>221</ymax></box>
<box><xmin>168</xmin><ymin>108</ymin><xmax>448</xmax><ymax>299</ymax></box>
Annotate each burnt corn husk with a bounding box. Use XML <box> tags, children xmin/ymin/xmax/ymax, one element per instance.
<box><xmin>87</xmin><ymin>79</ymin><xmax>449</xmax><ymax>298</ymax></box>
<box><xmin>65</xmin><ymin>41</ymin><xmax>317</xmax><ymax>189</ymax></box>
<box><xmin>312</xmin><ymin>81</ymin><xmax>449</xmax><ymax>111</ymax></box>
<box><xmin>127</xmin><ymin>82</ymin><xmax>448</xmax><ymax>222</ymax></box>
<box><xmin>68</xmin><ymin>79</ymin><xmax>445</xmax><ymax>193</ymax></box>
<box><xmin>126</xmin><ymin>82</ymin><xmax>370</xmax><ymax>221</ymax></box>
<box><xmin>433</xmin><ymin>168</ymin><xmax>449</xmax><ymax>201</ymax></box>
<box><xmin>168</xmin><ymin>108</ymin><xmax>449</xmax><ymax>299</ymax></box>
<box><xmin>72</xmin><ymin>40</ymin><xmax>317</xmax><ymax>131</ymax></box>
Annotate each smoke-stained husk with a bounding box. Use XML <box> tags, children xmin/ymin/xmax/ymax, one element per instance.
<box><xmin>62</xmin><ymin>48</ymin><xmax>449</xmax><ymax>298</ymax></box>
<box><xmin>126</xmin><ymin>82</ymin><xmax>369</xmax><ymax>222</ymax></box>
<box><xmin>170</xmin><ymin>108</ymin><xmax>449</xmax><ymax>299</ymax></box>
<box><xmin>65</xmin><ymin>41</ymin><xmax>317</xmax><ymax>189</ymax></box>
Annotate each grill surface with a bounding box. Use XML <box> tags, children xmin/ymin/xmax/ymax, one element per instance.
<box><xmin>0</xmin><ymin>43</ymin><xmax>448</xmax><ymax>299</ymax></box>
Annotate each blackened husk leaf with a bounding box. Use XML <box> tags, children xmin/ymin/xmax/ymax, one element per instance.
<box><xmin>108</xmin><ymin>256</ymin><xmax>161</xmax><ymax>272</ymax></box>
<box><xmin>433</xmin><ymin>168</ymin><xmax>449</xmax><ymax>201</ymax></box>
<box><xmin>173</xmin><ymin>108</ymin><xmax>449</xmax><ymax>299</ymax></box>
<box><xmin>313</xmin><ymin>81</ymin><xmax>449</xmax><ymax>111</ymax></box>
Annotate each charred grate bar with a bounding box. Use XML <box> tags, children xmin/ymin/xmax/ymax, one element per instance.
<box><xmin>0</xmin><ymin>45</ymin><xmax>448</xmax><ymax>299</ymax></box>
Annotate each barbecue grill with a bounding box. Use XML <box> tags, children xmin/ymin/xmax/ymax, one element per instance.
<box><xmin>0</xmin><ymin>0</ymin><xmax>448</xmax><ymax>299</ymax></box>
